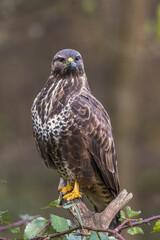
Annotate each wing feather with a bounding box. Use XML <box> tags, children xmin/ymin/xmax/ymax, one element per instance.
<box><xmin>71</xmin><ymin>90</ymin><xmax>120</xmax><ymax>197</ymax></box>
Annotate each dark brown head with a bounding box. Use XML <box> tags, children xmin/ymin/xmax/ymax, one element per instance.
<box><xmin>51</xmin><ymin>49</ymin><xmax>85</xmax><ymax>77</ymax></box>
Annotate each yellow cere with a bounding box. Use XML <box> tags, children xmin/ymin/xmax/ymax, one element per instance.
<box><xmin>67</xmin><ymin>57</ymin><xmax>74</xmax><ymax>62</ymax></box>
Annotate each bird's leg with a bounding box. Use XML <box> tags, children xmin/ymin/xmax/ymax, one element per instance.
<box><xmin>63</xmin><ymin>181</ymin><xmax>82</xmax><ymax>201</ymax></box>
<box><xmin>58</xmin><ymin>184</ymin><xmax>73</xmax><ymax>195</ymax></box>
<box><xmin>58</xmin><ymin>178</ymin><xmax>73</xmax><ymax>202</ymax></box>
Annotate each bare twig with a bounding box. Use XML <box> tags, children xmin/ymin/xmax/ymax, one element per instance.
<box><xmin>31</xmin><ymin>225</ymin><xmax>80</xmax><ymax>239</ymax></box>
<box><xmin>0</xmin><ymin>238</ymin><xmax>12</xmax><ymax>240</ymax></box>
<box><xmin>31</xmin><ymin>224</ymin><xmax>126</xmax><ymax>240</ymax></box>
<box><xmin>36</xmin><ymin>220</ymin><xmax>51</xmax><ymax>236</ymax></box>
<box><xmin>115</xmin><ymin>219</ymin><xmax>129</xmax><ymax>232</ymax></box>
<box><xmin>0</xmin><ymin>215</ymin><xmax>40</xmax><ymax>232</ymax></box>
<box><xmin>83</xmin><ymin>226</ymin><xmax>126</xmax><ymax>240</ymax></box>
<box><xmin>120</xmin><ymin>215</ymin><xmax>160</xmax><ymax>230</ymax></box>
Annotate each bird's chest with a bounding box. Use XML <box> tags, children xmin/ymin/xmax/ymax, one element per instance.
<box><xmin>32</xmin><ymin>103</ymin><xmax>78</xmax><ymax>179</ymax></box>
<box><xmin>32</xmin><ymin>92</ymin><xmax>91</xmax><ymax>183</ymax></box>
<box><xmin>33</xmin><ymin>103</ymin><xmax>74</xmax><ymax>144</ymax></box>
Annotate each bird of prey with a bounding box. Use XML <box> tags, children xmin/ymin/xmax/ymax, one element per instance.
<box><xmin>31</xmin><ymin>49</ymin><xmax>120</xmax><ymax>225</ymax></box>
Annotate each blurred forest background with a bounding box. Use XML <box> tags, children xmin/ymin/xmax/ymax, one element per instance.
<box><xmin>0</xmin><ymin>0</ymin><xmax>160</xmax><ymax>239</ymax></box>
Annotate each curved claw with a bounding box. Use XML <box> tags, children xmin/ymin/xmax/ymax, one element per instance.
<box><xmin>63</xmin><ymin>181</ymin><xmax>82</xmax><ymax>201</ymax></box>
<box><xmin>59</xmin><ymin>192</ymin><xmax>64</xmax><ymax>205</ymax></box>
<box><xmin>63</xmin><ymin>190</ymin><xmax>82</xmax><ymax>201</ymax></box>
<box><xmin>58</xmin><ymin>184</ymin><xmax>73</xmax><ymax>195</ymax></box>
<box><xmin>58</xmin><ymin>184</ymin><xmax>73</xmax><ymax>205</ymax></box>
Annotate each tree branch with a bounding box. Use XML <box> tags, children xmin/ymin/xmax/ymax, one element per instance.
<box><xmin>0</xmin><ymin>215</ymin><xmax>40</xmax><ymax>232</ymax></box>
<box><xmin>120</xmin><ymin>215</ymin><xmax>160</xmax><ymax>230</ymax></box>
<box><xmin>31</xmin><ymin>215</ymin><xmax>160</xmax><ymax>240</ymax></box>
<box><xmin>31</xmin><ymin>224</ymin><xmax>126</xmax><ymax>240</ymax></box>
<box><xmin>0</xmin><ymin>238</ymin><xmax>12</xmax><ymax>240</ymax></box>
<box><xmin>58</xmin><ymin>177</ymin><xmax>133</xmax><ymax>231</ymax></box>
<box><xmin>69</xmin><ymin>189</ymin><xmax>133</xmax><ymax>230</ymax></box>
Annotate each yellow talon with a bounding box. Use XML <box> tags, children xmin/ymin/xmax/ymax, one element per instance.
<box><xmin>58</xmin><ymin>184</ymin><xmax>73</xmax><ymax>195</ymax></box>
<box><xmin>63</xmin><ymin>181</ymin><xmax>82</xmax><ymax>201</ymax></box>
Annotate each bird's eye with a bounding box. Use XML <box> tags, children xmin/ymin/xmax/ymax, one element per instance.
<box><xmin>58</xmin><ymin>57</ymin><xmax>65</xmax><ymax>62</ymax></box>
<box><xmin>75</xmin><ymin>55</ymin><xmax>81</xmax><ymax>62</ymax></box>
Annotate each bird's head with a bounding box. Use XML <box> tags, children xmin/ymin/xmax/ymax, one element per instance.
<box><xmin>51</xmin><ymin>49</ymin><xmax>85</xmax><ymax>77</ymax></box>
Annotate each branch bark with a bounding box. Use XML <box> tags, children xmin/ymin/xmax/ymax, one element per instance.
<box><xmin>58</xmin><ymin>178</ymin><xmax>133</xmax><ymax>232</ymax></box>
<box><xmin>70</xmin><ymin>189</ymin><xmax>133</xmax><ymax>229</ymax></box>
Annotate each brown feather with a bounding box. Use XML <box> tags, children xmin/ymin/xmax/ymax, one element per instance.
<box><xmin>72</xmin><ymin>91</ymin><xmax>120</xmax><ymax>197</ymax></box>
<box><xmin>31</xmin><ymin>49</ymin><xmax>120</xmax><ymax>224</ymax></box>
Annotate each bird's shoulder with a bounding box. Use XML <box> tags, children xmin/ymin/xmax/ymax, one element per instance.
<box><xmin>71</xmin><ymin>89</ymin><xmax>111</xmax><ymax>125</ymax></box>
<box><xmin>70</xmin><ymin>89</ymin><xmax>112</xmax><ymax>143</ymax></box>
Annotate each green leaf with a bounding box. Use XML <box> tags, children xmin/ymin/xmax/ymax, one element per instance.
<box><xmin>45</xmin><ymin>226</ymin><xmax>56</xmax><ymax>235</ymax></box>
<box><xmin>0</xmin><ymin>210</ymin><xmax>7</xmax><ymax>216</ymax></box>
<box><xmin>3</xmin><ymin>211</ymin><xmax>11</xmax><ymax>220</ymax></box>
<box><xmin>2</xmin><ymin>220</ymin><xmax>11</xmax><ymax>226</ymax></box>
<box><xmin>24</xmin><ymin>217</ymin><xmax>47</xmax><ymax>239</ymax></box>
<box><xmin>98</xmin><ymin>232</ymin><xmax>111</xmax><ymax>239</ymax></box>
<box><xmin>73</xmin><ymin>205</ymin><xmax>83</xmax><ymax>226</ymax></box>
<box><xmin>135</xmin><ymin>227</ymin><xmax>144</xmax><ymax>234</ymax></box>
<box><xmin>62</xmin><ymin>201</ymin><xmax>78</xmax><ymax>209</ymax></box>
<box><xmin>108</xmin><ymin>237</ymin><xmax>117</xmax><ymax>240</ymax></box>
<box><xmin>126</xmin><ymin>206</ymin><xmax>141</xmax><ymax>218</ymax></box>
<box><xmin>127</xmin><ymin>227</ymin><xmax>144</xmax><ymax>235</ymax></box>
<box><xmin>137</xmin><ymin>218</ymin><xmax>143</xmax><ymax>224</ymax></box>
<box><xmin>19</xmin><ymin>214</ymin><xmax>36</xmax><ymax>220</ymax></box>
<box><xmin>50</xmin><ymin>214</ymin><xmax>69</xmax><ymax>232</ymax></box>
<box><xmin>0</xmin><ymin>210</ymin><xmax>11</xmax><ymax>223</ymax></box>
<box><xmin>119</xmin><ymin>210</ymin><xmax>126</xmax><ymax>222</ymax></box>
<box><xmin>66</xmin><ymin>219</ymin><xmax>74</xmax><ymax>227</ymax></box>
<box><xmin>125</xmin><ymin>206</ymin><xmax>131</xmax><ymax>216</ymax></box>
<box><xmin>153</xmin><ymin>220</ymin><xmax>160</xmax><ymax>233</ymax></box>
<box><xmin>83</xmin><ymin>236</ymin><xmax>91</xmax><ymax>240</ymax></box>
<box><xmin>127</xmin><ymin>228</ymin><xmax>135</xmax><ymax>235</ymax></box>
<box><xmin>66</xmin><ymin>233</ymin><xmax>83</xmax><ymax>240</ymax></box>
<box><xmin>42</xmin><ymin>199</ymin><xmax>60</xmax><ymax>209</ymax></box>
<box><xmin>10</xmin><ymin>227</ymin><xmax>20</xmax><ymax>233</ymax></box>
<box><xmin>89</xmin><ymin>232</ymin><xmax>99</xmax><ymax>240</ymax></box>
<box><xmin>89</xmin><ymin>232</ymin><xmax>111</xmax><ymax>240</ymax></box>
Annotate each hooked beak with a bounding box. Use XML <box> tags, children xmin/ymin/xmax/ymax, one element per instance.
<box><xmin>67</xmin><ymin>57</ymin><xmax>75</xmax><ymax>69</ymax></box>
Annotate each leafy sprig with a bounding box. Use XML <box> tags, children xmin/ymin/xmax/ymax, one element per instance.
<box><xmin>0</xmin><ymin>202</ymin><xmax>160</xmax><ymax>240</ymax></box>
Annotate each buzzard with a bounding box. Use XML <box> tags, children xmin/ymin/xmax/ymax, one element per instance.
<box><xmin>31</xmin><ymin>49</ymin><xmax>120</xmax><ymax>225</ymax></box>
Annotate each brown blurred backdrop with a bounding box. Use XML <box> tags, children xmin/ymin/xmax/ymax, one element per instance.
<box><xmin>0</xmin><ymin>0</ymin><xmax>160</xmax><ymax>239</ymax></box>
